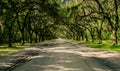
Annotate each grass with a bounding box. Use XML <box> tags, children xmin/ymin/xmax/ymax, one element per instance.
<box><xmin>0</xmin><ymin>43</ymin><xmax>37</xmax><ymax>55</ymax></box>
<box><xmin>87</xmin><ymin>44</ymin><xmax>120</xmax><ymax>52</ymax></box>
<box><xmin>0</xmin><ymin>40</ymin><xmax>54</xmax><ymax>55</ymax></box>
<box><xmin>70</xmin><ymin>40</ymin><xmax>120</xmax><ymax>52</ymax></box>
<box><xmin>0</xmin><ymin>47</ymin><xmax>25</xmax><ymax>55</ymax></box>
<box><xmin>0</xmin><ymin>51</ymin><xmax>10</xmax><ymax>55</ymax></box>
<box><xmin>86</xmin><ymin>44</ymin><xmax>120</xmax><ymax>52</ymax></box>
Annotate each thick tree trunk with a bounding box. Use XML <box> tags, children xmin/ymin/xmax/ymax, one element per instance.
<box><xmin>81</xmin><ymin>35</ymin><xmax>84</xmax><ymax>41</ymax></box>
<box><xmin>98</xmin><ymin>30</ymin><xmax>102</xmax><ymax>44</ymax></box>
<box><xmin>112</xmin><ymin>28</ymin><xmax>117</xmax><ymax>46</ymax></box>
<box><xmin>41</xmin><ymin>36</ymin><xmax>45</xmax><ymax>42</ymax></box>
<box><xmin>89</xmin><ymin>28</ymin><xmax>95</xmax><ymax>43</ymax></box>
<box><xmin>81</xmin><ymin>33</ymin><xmax>84</xmax><ymax>41</ymax></box>
<box><xmin>39</xmin><ymin>36</ymin><xmax>41</xmax><ymax>42</ymax></box>
<box><xmin>76</xmin><ymin>35</ymin><xmax>79</xmax><ymax>41</ymax></box>
<box><xmin>85</xmin><ymin>33</ymin><xmax>88</xmax><ymax>42</ymax></box>
<box><xmin>91</xmin><ymin>33</ymin><xmax>94</xmax><ymax>43</ymax></box>
<box><xmin>35</xmin><ymin>32</ymin><xmax>38</xmax><ymax>43</ymax></box>
<box><xmin>21</xmin><ymin>30</ymin><xmax>25</xmax><ymax>45</ymax></box>
<box><xmin>112</xmin><ymin>0</ymin><xmax>119</xmax><ymax>46</ymax></box>
<box><xmin>29</xmin><ymin>32</ymin><xmax>32</xmax><ymax>43</ymax></box>
<box><xmin>8</xmin><ymin>29</ymin><xmax>12</xmax><ymax>47</ymax></box>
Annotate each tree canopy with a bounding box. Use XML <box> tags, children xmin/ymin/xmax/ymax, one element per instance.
<box><xmin>0</xmin><ymin>0</ymin><xmax>120</xmax><ymax>47</ymax></box>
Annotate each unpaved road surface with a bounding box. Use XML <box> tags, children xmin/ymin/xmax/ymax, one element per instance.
<box><xmin>1</xmin><ymin>39</ymin><xmax>120</xmax><ymax>71</ymax></box>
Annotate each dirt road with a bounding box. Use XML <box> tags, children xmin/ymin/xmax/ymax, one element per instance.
<box><xmin>1</xmin><ymin>39</ymin><xmax>120</xmax><ymax>71</ymax></box>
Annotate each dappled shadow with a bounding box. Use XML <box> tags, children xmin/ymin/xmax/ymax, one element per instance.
<box><xmin>40</xmin><ymin>42</ymin><xmax>71</xmax><ymax>48</ymax></box>
<box><xmin>11</xmin><ymin>50</ymin><xmax>120</xmax><ymax>71</ymax></box>
<box><xmin>0</xmin><ymin>47</ymin><xmax>42</xmax><ymax>71</ymax></box>
<box><xmin>1</xmin><ymin>39</ymin><xmax>120</xmax><ymax>71</ymax></box>
<box><xmin>23</xmin><ymin>40</ymin><xmax>120</xmax><ymax>71</ymax></box>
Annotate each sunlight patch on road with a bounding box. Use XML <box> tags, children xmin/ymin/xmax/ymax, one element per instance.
<box><xmin>24</xmin><ymin>47</ymin><xmax>41</xmax><ymax>51</ymax></box>
<box><xmin>28</xmin><ymin>55</ymin><xmax>46</xmax><ymax>60</ymax></box>
<box><xmin>42</xmin><ymin>46</ymin><xmax>120</xmax><ymax>58</ymax></box>
<box><xmin>44</xmin><ymin>46</ymin><xmax>70</xmax><ymax>50</ymax></box>
<box><xmin>57</xmin><ymin>60</ymin><xmax>72</xmax><ymax>63</ymax></box>
<box><xmin>40</xmin><ymin>64</ymin><xmax>80</xmax><ymax>71</ymax></box>
<box><xmin>0</xmin><ymin>63</ymin><xmax>13</xmax><ymax>67</ymax></box>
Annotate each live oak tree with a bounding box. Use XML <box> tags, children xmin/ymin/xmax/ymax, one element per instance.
<box><xmin>0</xmin><ymin>0</ymin><xmax>120</xmax><ymax>47</ymax></box>
<box><xmin>93</xmin><ymin>0</ymin><xmax>119</xmax><ymax>45</ymax></box>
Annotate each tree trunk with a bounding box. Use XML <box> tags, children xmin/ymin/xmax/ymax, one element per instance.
<box><xmin>35</xmin><ymin>32</ymin><xmax>38</xmax><ymax>43</ymax></box>
<box><xmin>98</xmin><ymin>30</ymin><xmax>102</xmax><ymax>44</ymax></box>
<box><xmin>29</xmin><ymin>32</ymin><xmax>32</xmax><ymax>43</ymax></box>
<box><xmin>8</xmin><ymin>29</ymin><xmax>12</xmax><ymax>47</ymax></box>
<box><xmin>112</xmin><ymin>28</ymin><xmax>117</xmax><ymax>45</ymax></box>
<box><xmin>81</xmin><ymin>33</ymin><xmax>84</xmax><ymax>41</ymax></box>
<box><xmin>85</xmin><ymin>32</ymin><xmax>88</xmax><ymax>42</ymax></box>
<box><xmin>41</xmin><ymin>36</ymin><xmax>44</xmax><ymax>42</ymax></box>
<box><xmin>91</xmin><ymin>33</ymin><xmax>94</xmax><ymax>43</ymax></box>
<box><xmin>112</xmin><ymin>0</ymin><xmax>119</xmax><ymax>46</ymax></box>
<box><xmin>39</xmin><ymin>36</ymin><xmax>41</xmax><ymax>42</ymax></box>
<box><xmin>21</xmin><ymin>30</ymin><xmax>25</xmax><ymax>45</ymax></box>
<box><xmin>76</xmin><ymin>35</ymin><xmax>79</xmax><ymax>41</ymax></box>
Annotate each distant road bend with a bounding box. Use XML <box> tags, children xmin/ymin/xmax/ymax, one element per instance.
<box><xmin>6</xmin><ymin>39</ymin><xmax>120</xmax><ymax>71</ymax></box>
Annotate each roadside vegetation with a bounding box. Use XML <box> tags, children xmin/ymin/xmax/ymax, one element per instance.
<box><xmin>0</xmin><ymin>39</ymin><xmax>53</xmax><ymax>55</ymax></box>
<box><xmin>71</xmin><ymin>40</ymin><xmax>120</xmax><ymax>52</ymax></box>
<box><xmin>0</xmin><ymin>43</ymin><xmax>35</xmax><ymax>55</ymax></box>
<box><xmin>87</xmin><ymin>44</ymin><xmax>120</xmax><ymax>52</ymax></box>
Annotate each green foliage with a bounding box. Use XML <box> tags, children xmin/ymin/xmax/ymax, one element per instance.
<box><xmin>86</xmin><ymin>44</ymin><xmax>120</xmax><ymax>52</ymax></box>
<box><xmin>0</xmin><ymin>0</ymin><xmax>120</xmax><ymax>48</ymax></box>
<box><xmin>71</xmin><ymin>39</ymin><xmax>120</xmax><ymax>52</ymax></box>
<box><xmin>0</xmin><ymin>42</ymin><xmax>37</xmax><ymax>55</ymax></box>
